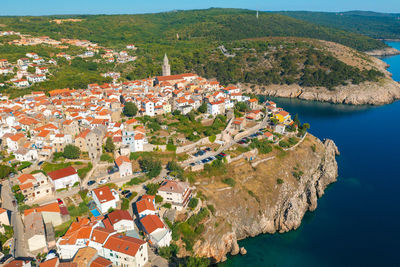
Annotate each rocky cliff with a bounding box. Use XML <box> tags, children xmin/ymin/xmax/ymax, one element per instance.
<box><xmin>245</xmin><ymin>78</ymin><xmax>400</xmax><ymax>105</ymax></box>
<box><xmin>365</xmin><ymin>47</ymin><xmax>400</xmax><ymax>57</ymax></box>
<box><xmin>193</xmin><ymin>136</ymin><xmax>339</xmax><ymax>262</ymax></box>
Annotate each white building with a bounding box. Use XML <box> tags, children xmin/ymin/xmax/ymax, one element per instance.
<box><xmin>115</xmin><ymin>155</ymin><xmax>132</xmax><ymax>178</ymax></box>
<box><xmin>142</xmin><ymin>101</ymin><xmax>154</xmax><ymax>116</ymax></box>
<box><xmin>140</xmin><ymin>215</ymin><xmax>171</xmax><ymax>248</ymax></box>
<box><xmin>135</xmin><ymin>198</ymin><xmax>156</xmax><ymax>219</ymax></box>
<box><xmin>158</xmin><ymin>180</ymin><xmax>192</xmax><ymax>211</ymax></box>
<box><xmin>101</xmin><ymin>235</ymin><xmax>148</xmax><ymax>267</ymax></box>
<box><xmin>105</xmin><ymin>209</ymin><xmax>135</xmax><ymax>233</ymax></box>
<box><xmin>47</xmin><ymin>166</ymin><xmax>80</xmax><ymax>190</ymax></box>
<box><xmin>92</xmin><ymin>186</ymin><xmax>120</xmax><ymax>214</ymax></box>
<box><xmin>207</xmin><ymin>100</ymin><xmax>225</xmax><ymax>116</ymax></box>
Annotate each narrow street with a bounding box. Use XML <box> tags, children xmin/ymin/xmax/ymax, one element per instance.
<box><xmin>1</xmin><ymin>180</ymin><xmax>27</xmax><ymax>258</ymax></box>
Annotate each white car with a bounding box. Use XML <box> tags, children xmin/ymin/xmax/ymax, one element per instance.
<box><xmin>98</xmin><ymin>178</ymin><xmax>108</xmax><ymax>184</ymax></box>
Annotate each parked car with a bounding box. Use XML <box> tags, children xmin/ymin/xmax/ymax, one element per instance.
<box><xmin>38</xmin><ymin>161</ymin><xmax>44</xmax><ymax>166</ymax></box>
<box><xmin>190</xmin><ymin>162</ymin><xmax>195</xmax><ymax>166</ymax></box>
<box><xmin>57</xmin><ymin>198</ymin><xmax>63</xmax><ymax>205</ymax></box>
<box><xmin>205</xmin><ymin>147</ymin><xmax>211</xmax><ymax>151</ymax></box>
<box><xmin>121</xmin><ymin>190</ymin><xmax>130</xmax><ymax>195</ymax></box>
<box><xmin>98</xmin><ymin>178</ymin><xmax>107</xmax><ymax>184</ymax></box>
<box><xmin>125</xmin><ymin>192</ymin><xmax>133</xmax><ymax>199</ymax></box>
<box><xmin>87</xmin><ymin>180</ymin><xmax>96</xmax><ymax>186</ymax></box>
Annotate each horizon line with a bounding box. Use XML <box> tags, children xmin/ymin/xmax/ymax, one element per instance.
<box><xmin>0</xmin><ymin>7</ymin><xmax>397</xmax><ymax>17</ymax></box>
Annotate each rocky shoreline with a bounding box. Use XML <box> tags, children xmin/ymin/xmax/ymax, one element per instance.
<box><xmin>365</xmin><ymin>47</ymin><xmax>400</xmax><ymax>57</ymax></box>
<box><xmin>194</xmin><ymin>137</ymin><xmax>339</xmax><ymax>262</ymax></box>
<box><xmin>241</xmin><ymin>77</ymin><xmax>400</xmax><ymax>105</ymax></box>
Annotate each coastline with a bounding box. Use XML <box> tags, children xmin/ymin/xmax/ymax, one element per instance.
<box><xmin>241</xmin><ymin>77</ymin><xmax>400</xmax><ymax>106</ymax></box>
<box><xmin>193</xmin><ymin>136</ymin><xmax>339</xmax><ymax>263</ymax></box>
<box><xmin>365</xmin><ymin>47</ymin><xmax>400</xmax><ymax>57</ymax></box>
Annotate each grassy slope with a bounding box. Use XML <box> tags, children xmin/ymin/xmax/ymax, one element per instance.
<box><xmin>277</xmin><ymin>11</ymin><xmax>400</xmax><ymax>40</ymax></box>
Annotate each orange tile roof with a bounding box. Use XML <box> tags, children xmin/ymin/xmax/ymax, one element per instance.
<box><xmin>93</xmin><ymin>186</ymin><xmax>115</xmax><ymax>203</ymax></box>
<box><xmin>135</xmin><ymin>199</ymin><xmax>155</xmax><ymax>214</ymax></box>
<box><xmin>90</xmin><ymin>257</ymin><xmax>112</xmax><ymax>267</ymax></box>
<box><xmin>39</xmin><ymin>257</ymin><xmax>59</xmax><ymax>267</ymax></box>
<box><xmin>47</xmin><ymin>166</ymin><xmax>77</xmax><ymax>180</ymax></box>
<box><xmin>103</xmin><ymin>234</ymin><xmax>145</xmax><ymax>257</ymax></box>
<box><xmin>107</xmin><ymin>209</ymin><xmax>133</xmax><ymax>225</ymax></box>
<box><xmin>115</xmin><ymin>155</ymin><xmax>130</xmax><ymax>167</ymax></box>
<box><xmin>140</xmin><ymin>214</ymin><xmax>165</xmax><ymax>234</ymax></box>
<box><xmin>18</xmin><ymin>173</ymin><xmax>35</xmax><ymax>184</ymax></box>
<box><xmin>90</xmin><ymin>227</ymin><xmax>114</xmax><ymax>244</ymax></box>
<box><xmin>24</xmin><ymin>202</ymin><xmax>61</xmax><ymax>217</ymax></box>
<box><xmin>19</xmin><ymin>182</ymin><xmax>33</xmax><ymax>191</ymax></box>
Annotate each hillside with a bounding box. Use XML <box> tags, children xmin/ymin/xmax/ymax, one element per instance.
<box><xmin>277</xmin><ymin>11</ymin><xmax>400</xmax><ymax>40</ymax></box>
<box><xmin>0</xmin><ymin>8</ymin><xmax>387</xmax><ymax>51</ymax></box>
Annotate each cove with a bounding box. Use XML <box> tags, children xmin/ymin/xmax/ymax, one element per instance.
<box><xmin>221</xmin><ymin>42</ymin><xmax>400</xmax><ymax>266</ymax></box>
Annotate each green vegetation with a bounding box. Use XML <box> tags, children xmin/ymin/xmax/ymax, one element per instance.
<box><xmin>162</xmin><ymin>203</ymin><xmax>172</xmax><ymax>209</ymax></box>
<box><xmin>166</xmin><ymin>161</ymin><xmax>184</xmax><ymax>181</ymax></box>
<box><xmin>146</xmin><ymin>183</ymin><xmax>160</xmax><ymax>195</ymax></box>
<box><xmin>277</xmin><ymin>178</ymin><xmax>284</xmax><ymax>184</ymax></box>
<box><xmin>55</xmin><ymin>219</ymin><xmax>73</xmax><ymax>237</ymax></box>
<box><xmin>67</xmin><ymin>202</ymin><xmax>89</xmax><ymax>217</ymax></box>
<box><xmin>139</xmin><ymin>156</ymin><xmax>162</xmax><ymax>178</ymax></box>
<box><xmin>0</xmin><ymin>224</ymin><xmax>14</xmax><ymax>255</ymax></box>
<box><xmin>0</xmin><ymin>165</ymin><xmax>14</xmax><ymax>179</ymax></box>
<box><xmin>17</xmin><ymin>161</ymin><xmax>32</xmax><ymax>171</ymax></box>
<box><xmin>172</xmin><ymin>208</ymin><xmax>210</xmax><ymax>251</ymax></box>
<box><xmin>77</xmin><ymin>162</ymin><xmax>93</xmax><ymax>179</ymax></box>
<box><xmin>42</xmin><ymin>162</ymin><xmax>71</xmax><ymax>173</ymax></box>
<box><xmin>158</xmin><ymin>243</ymin><xmax>179</xmax><ymax>260</ymax></box>
<box><xmin>188</xmin><ymin>197</ymin><xmax>199</xmax><ymax>209</ymax></box>
<box><xmin>250</xmin><ymin>139</ymin><xmax>273</xmax><ymax>154</ymax></box>
<box><xmin>155</xmin><ymin>195</ymin><xmax>163</xmax><ymax>203</ymax></box>
<box><xmin>222</xmin><ymin>178</ymin><xmax>236</xmax><ymax>187</ymax></box>
<box><xmin>121</xmin><ymin>198</ymin><xmax>130</xmax><ymax>210</ymax></box>
<box><xmin>278</xmin><ymin>10</ymin><xmax>400</xmax><ymax>40</ymax></box>
<box><xmin>203</xmin><ymin>158</ymin><xmax>227</xmax><ymax>177</ymax></box>
<box><xmin>292</xmin><ymin>165</ymin><xmax>304</xmax><ymax>180</ymax></box>
<box><xmin>123</xmin><ymin>102</ymin><xmax>138</xmax><ymax>117</ymax></box>
<box><xmin>104</xmin><ymin>137</ymin><xmax>115</xmax><ymax>153</ymax></box>
<box><xmin>63</xmin><ymin>144</ymin><xmax>81</xmax><ymax>159</ymax></box>
<box><xmin>100</xmin><ymin>153</ymin><xmax>114</xmax><ymax>163</ymax></box>
<box><xmin>125</xmin><ymin>176</ymin><xmax>147</xmax><ymax>186</ymax></box>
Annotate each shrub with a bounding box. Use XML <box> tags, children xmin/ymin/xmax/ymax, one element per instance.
<box><xmin>100</xmin><ymin>153</ymin><xmax>114</xmax><ymax>163</ymax></box>
<box><xmin>155</xmin><ymin>195</ymin><xmax>163</xmax><ymax>203</ymax></box>
<box><xmin>279</xmin><ymin>140</ymin><xmax>290</xmax><ymax>148</ymax></box>
<box><xmin>277</xmin><ymin>178</ymin><xmax>284</xmax><ymax>184</ymax></box>
<box><xmin>208</xmin><ymin>135</ymin><xmax>216</xmax><ymax>143</ymax></box>
<box><xmin>222</xmin><ymin>178</ymin><xmax>236</xmax><ymax>187</ymax></box>
<box><xmin>121</xmin><ymin>198</ymin><xmax>130</xmax><ymax>210</ymax></box>
<box><xmin>63</xmin><ymin>145</ymin><xmax>81</xmax><ymax>159</ymax></box>
<box><xmin>207</xmin><ymin>204</ymin><xmax>215</xmax><ymax>215</ymax></box>
<box><xmin>188</xmin><ymin>198</ymin><xmax>199</xmax><ymax>209</ymax></box>
<box><xmin>18</xmin><ymin>161</ymin><xmax>32</xmax><ymax>171</ymax></box>
<box><xmin>123</xmin><ymin>102</ymin><xmax>138</xmax><ymax>117</ymax></box>
<box><xmin>104</xmin><ymin>137</ymin><xmax>115</xmax><ymax>153</ymax></box>
<box><xmin>162</xmin><ymin>203</ymin><xmax>172</xmax><ymax>209</ymax></box>
<box><xmin>166</xmin><ymin>143</ymin><xmax>177</xmax><ymax>152</ymax></box>
<box><xmin>146</xmin><ymin>183</ymin><xmax>160</xmax><ymax>195</ymax></box>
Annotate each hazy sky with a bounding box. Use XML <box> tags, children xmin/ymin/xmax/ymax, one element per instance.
<box><xmin>1</xmin><ymin>0</ymin><xmax>400</xmax><ymax>16</ymax></box>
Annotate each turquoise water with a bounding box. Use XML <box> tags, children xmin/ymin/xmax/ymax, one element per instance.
<box><xmin>221</xmin><ymin>42</ymin><xmax>400</xmax><ymax>266</ymax></box>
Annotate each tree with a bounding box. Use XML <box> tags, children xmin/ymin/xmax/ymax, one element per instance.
<box><xmin>63</xmin><ymin>145</ymin><xmax>81</xmax><ymax>159</ymax></box>
<box><xmin>198</xmin><ymin>102</ymin><xmax>207</xmax><ymax>113</ymax></box>
<box><xmin>0</xmin><ymin>165</ymin><xmax>14</xmax><ymax>179</ymax></box>
<box><xmin>104</xmin><ymin>137</ymin><xmax>115</xmax><ymax>153</ymax></box>
<box><xmin>139</xmin><ymin>156</ymin><xmax>162</xmax><ymax>178</ymax></box>
<box><xmin>123</xmin><ymin>102</ymin><xmax>138</xmax><ymax>117</ymax></box>
<box><xmin>146</xmin><ymin>183</ymin><xmax>160</xmax><ymax>195</ymax></box>
<box><xmin>188</xmin><ymin>198</ymin><xmax>199</xmax><ymax>209</ymax></box>
<box><xmin>155</xmin><ymin>195</ymin><xmax>163</xmax><ymax>203</ymax></box>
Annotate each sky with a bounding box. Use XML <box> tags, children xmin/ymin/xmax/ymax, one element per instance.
<box><xmin>1</xmin><ymin>0</ymin><xmax>400</xmax><ymax>16</ymax></box>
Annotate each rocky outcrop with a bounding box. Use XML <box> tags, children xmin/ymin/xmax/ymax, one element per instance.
<box><xmin>194</xmin><ymin>137</ymin><xmax>339</xmax><ymax>262</ymax></box>
<box><xmin>366</xmin><ymin>47</ymin><xmax>400</xmax><ymax>57</ymax></box>
<box><xmin>244</xmin><ymin>77</ymin><xmax>400</xmax><ymax>105</ymax></box>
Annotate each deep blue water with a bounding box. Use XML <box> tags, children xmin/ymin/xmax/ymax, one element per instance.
<box><xmin>221</xmin><ymin>42</ymin><xmax>400</xmax><ymax>267</ymax></box>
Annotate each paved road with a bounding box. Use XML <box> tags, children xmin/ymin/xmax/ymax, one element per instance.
<box><xmin>1</xmin><ymin>180</ymin><xmax>27</xmax><ymax>258</ymax></box>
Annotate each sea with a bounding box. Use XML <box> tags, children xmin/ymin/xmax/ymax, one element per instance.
<box><xmin>221</xmin><ymin>41</ymin><xmax>400</xmax><ymax>267</ymax></box>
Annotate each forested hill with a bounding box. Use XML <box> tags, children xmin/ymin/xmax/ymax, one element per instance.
<box><xmin>276</xmin><ymin>11</ymin><xmax>400</xmax><ymax>40</ymax></box>
<box><xmin>0</xmin><ymin>8</ymin><xmax>387</xmax><ymax>51</ymax></box>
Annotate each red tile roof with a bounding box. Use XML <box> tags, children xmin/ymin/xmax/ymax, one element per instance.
<box><xmin>47</xmin><ymin>166</ymin><xmax>77</xmax><ymax>180</ymax></box>
<box><xmin>90</xmin><ymin>257</ymin><xmax>112</xmax><ymax>267</ymax></box>
<box><xmin>93</xmin><ymin>186</ymin><xmax>115</xmax><ymax>203</ymax></box>
<box><xmin>103</xmin><ymin>234</ymin><xmax>145</xmax><ymax>257</ymax></box>
<box><xmin>107</xmin><ymin>209</ymin><xmax>133</xmax><ymax>225</ymax></box>
<box><xmin>115</xmin><ymin>155</ymin><xmax>130</xmax><ymax>167</ymax></box>
<box><xmin>135</xmin><ymin>199</ymin><xmax>155</xmax><ymax>214</ymax></box>
<box><xmin>140</xmin><ymin>214</ymin><xmax>165</xmax><ymax>234</ymax></box>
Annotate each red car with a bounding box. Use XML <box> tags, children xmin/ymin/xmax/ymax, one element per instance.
<box><xmin>57</xmin><ymin>198</ymin><xmax>63</xmax><ymax>205</ymax></box>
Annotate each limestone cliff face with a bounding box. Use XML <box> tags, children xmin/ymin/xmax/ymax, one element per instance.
<box><xmin>244</xmin><ymin>78</ymin><xmax>400</xmax><ymax>105</ymax></box>
<box><xmin>194</xmin><ymin>138</ymin><xmax>339</xmax><ymax>262</ymax></box>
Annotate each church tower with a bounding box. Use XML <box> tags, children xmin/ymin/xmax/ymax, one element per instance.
<box><xmin>162</xmin><ymin>53</ymin><xmax>171</xmax><ymax>76</ymax></box>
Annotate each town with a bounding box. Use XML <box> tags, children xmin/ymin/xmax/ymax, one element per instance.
<box><xmin>0</xmin><ymin>37</ymin><xmax>308</xmax><ymax>267</ymax></box>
